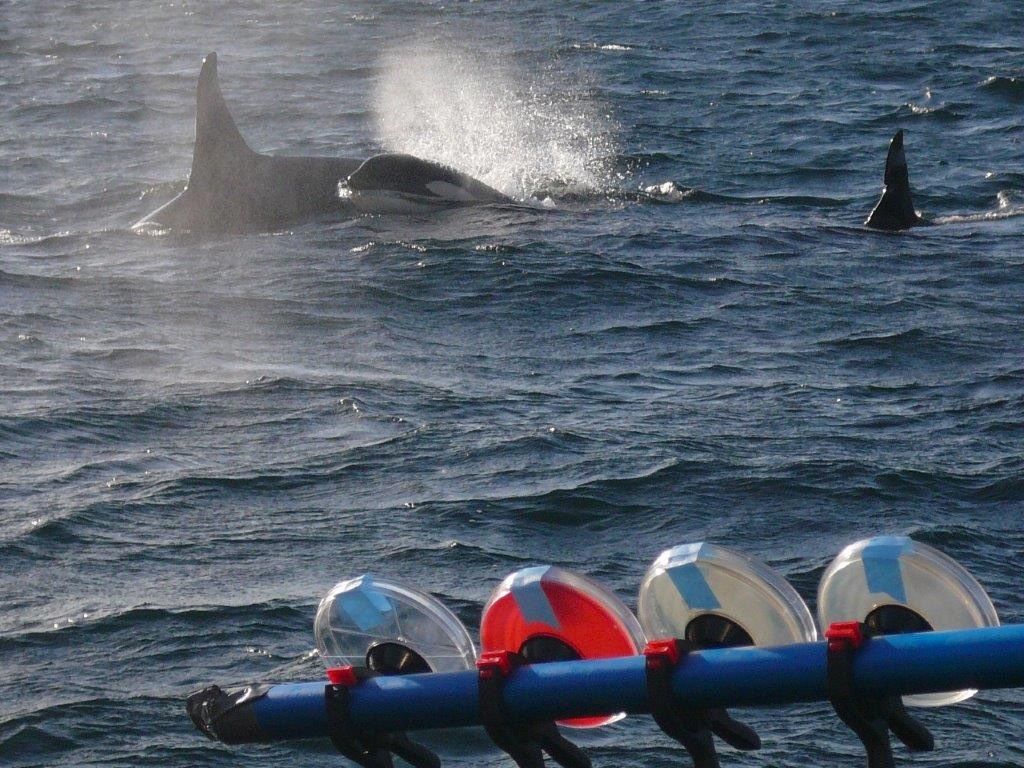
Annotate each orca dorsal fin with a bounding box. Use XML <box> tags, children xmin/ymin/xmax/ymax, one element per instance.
<box><xmin>187</xmin><ymin>52</ymin><xmax>254</xmax><ymax>192</ymax></box>
<box><xmin>865</xmin><ymin>129</ymin><xmax>923</xmax><ymax>230</ymax></box>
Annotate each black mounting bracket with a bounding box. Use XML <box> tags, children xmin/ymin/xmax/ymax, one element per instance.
<box><xmin>325</xmin><ymin>666</ymin><xmax>440</xmax><ymax>768</ymax></box>
<box><xmin>477</xmin><ymin>650</ymin><xmax>591</xmax><ymax>768</ymax></box>
<box><xmin>644</xmin><ymin>638</ymin><xmax>760</xmax><ymax>768</ymax></box>
<box><xmin>825</xmin><ymin>622</ymin><xmax>934</xmax><ymax>768</ymax></box>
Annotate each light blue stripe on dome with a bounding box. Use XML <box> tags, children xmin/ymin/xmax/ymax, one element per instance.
<box><xmin>510</xmin><ymin>566</ymin><xmax>561</xmax><ymax>628</ymax></box>
<box><xmin>862</xmin><ymin>537</ymin><xmax>909</xmax><ymax>604</ymax></box>
<box><xmin>667</xmin><ymin>562</ymin><xmax>721</xmax><ymax>610</ymax></box>
<box><xmin>337</xmin><ymin>577</ymin><xmax>395</xmax><ymax>632</ymax></box>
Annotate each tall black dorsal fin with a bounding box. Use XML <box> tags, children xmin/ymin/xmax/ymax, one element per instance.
<box><xmin>188</xmin><ymin>52</ymin><xmax>254</xmax><ymax>192</ymax></box>
<box><xmin>865</xmin><ymin>129</ymin><xmax>923</xmax><ymax>230</ymax></box>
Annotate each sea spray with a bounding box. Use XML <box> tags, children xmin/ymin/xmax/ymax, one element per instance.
<box><xmin>372</xmin><ymin>43</ymin><xmax>619</xmax><ymax>201</ymax></box>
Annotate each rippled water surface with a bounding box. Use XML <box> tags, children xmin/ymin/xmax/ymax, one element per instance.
<box><xmin>2</xmin><ymin>2</ymin><xmax>1023</xmax><ymax>766</ymax></box>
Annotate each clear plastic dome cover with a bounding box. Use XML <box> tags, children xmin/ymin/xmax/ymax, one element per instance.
<box><xmin>314</xmin><ymin>575</ymin><xmax>476</xmax><ymax>674</ymax></box>
<box><xmin>818</xmin><ymin>535</ymin><xmax>999</xmax><ymax>707</ymax></box>
<box><xmin>638</xmin><ymin>542</ymin><xmax>818</xmax><ymax>648</ymax></box>
<box><xmin>480</xmin><ymin>565</ymin><xmax>646</xmax><ymax>728</ymax></box>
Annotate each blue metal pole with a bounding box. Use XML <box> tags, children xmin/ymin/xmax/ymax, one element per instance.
<box><xmin>199</xmin><ymin>625</ymin><xmax>1024</xmax><ymax>743</ymax></box>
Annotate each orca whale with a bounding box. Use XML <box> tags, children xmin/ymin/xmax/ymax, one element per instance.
<box><xmin>135</xmin><ymin>52</ymin><xmax>362</xmax><ymax>233</ymax></box>
<box><xmin>135</xmin><ymin>53</ymin><xmax>515</xmax><ymax>232</ymax></box>
<box><xmin>865</xmin><ymin>129</ymin><xmax>927</xmax><ymax>231</ymax></box>
<box><xmin>343</xmin><ymin>153</ymin><xmax>511</xmax><ymax>213</ymax></box>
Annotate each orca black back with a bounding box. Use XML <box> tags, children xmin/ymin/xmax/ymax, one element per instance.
<box><xmin>135</xmin><ymin>52</ymin><xmax>361</xmax><ymax>233</ymax></box>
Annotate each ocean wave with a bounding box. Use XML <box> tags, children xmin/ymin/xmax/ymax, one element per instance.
<box><xmin>0</xmin><ymin>600</ymin><xmax>310</xmax><ymax>649</ymax></box>
<box><xmin>0</xmin><ymin>723</ymin><xmax>78</xmax><ymax>760</ymax></box>
<box><xmin>933</xmin><ymin>191</ymin><xmax>1024</xmax><ymax>225</ymax></box>
<box><xmin>914</xmin><ymin>523</ymin><xmax>1011</xmax><ymax>553</ymax></box>
<box><xmin>818</xmin><ymin>327</ymin><xmax>952</xmax><ymax>354</ymax></box>
<box><xmin>585</xmin><ymin>183</ymin><xmax>740</xmax><ymax>205</ymax></box>
<box><xmin>0</xmin><ymin>693</ymin><xmax>192</xmax><ymax>761</ymax></box>
<box><xmin>982</xmin><ymin>171</ymin><xmax>1024</xmax><ymax>186</ymax></box>
<box><xmin>629</xmin><ymin>182</ymin><xmax>845</xmax><ymax>208</ymax></box>
<box><xmin>753</xmin><ymin>193</ymin><xmax>848</xmax><ymax>208</ymax></box>
<box><xmin>617</xmin><ymin>150</ymin><xmax>682</xmax><ymax>168</ymax></box>
<box><xmin>487</xmin><ymin>458</ymin><xmax>686</xmax><ymax>517</ymax></box>
<box><xmin>934</xmin><ymin>39</ymin><xmax>1020</xmax><ymax>53</ymax></box>
<box><xmin>14</xmin><ymin>96</ymin><xmax>152</xmax><ymax>121</ymax></box>
<box><xmin>874</xmin><ymin>465</ymin><xmax>1024</xmax><ymax>502</ymax></box>
<box><xmin>0</xmin><ymin>267</ymin><xmax>76</xmax><ymax>290</ymax></box>
<box><xmin>0</xmin><ymin>400</ymin><xmax>200</xmax><ymax>447</ymax></box>
<box><xmin>980</xmin><ymin>75</ymin><xmax>1024</xmax><ymax>102</ymax></box>
<box><xmin>69</xmin><ymin>346</ymin><xmax>172</xmax><ymax>367</ymax></box>
<box><xmin>869</xmin><ymin>101</ymin><xmax>968</xmax><ymax>124</ymax></box>
<box><xmin>568</xmin><ymin>317</ymin><xmax>707</xmax><ymax>339</ymax></box>
<box><xmin>0</xmin><ymin>194</ymin><xmax>42</xmax><ymax>223</ymax></box>
<box><xmin>0</xmin><ymin>230</ymin><xmax>92</xmax><ymax>251</ymax></box>
<box><xmin>640</xmin><ymin>181</ymin><xmax>700</xmax><ymax>202</ymax></box>
<box><xmin>24</xmin><ymin>39</ymin><xmax>122</xmax><ymax>56</ymax></box>
<box><xmin>532</xmin><ymin>262</ymin><xmax>754</xmax><ymax>297</ymax></box>
<box><xmin>713</xmin><ymin>455</ymin><xmax>1024</xmax><ymax>507</ymax></box>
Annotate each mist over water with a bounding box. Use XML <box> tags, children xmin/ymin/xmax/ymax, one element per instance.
<box><xmin>373</xmin><ymin>43</ymin><xmax>620</xmax><ymax>199</ymax></box>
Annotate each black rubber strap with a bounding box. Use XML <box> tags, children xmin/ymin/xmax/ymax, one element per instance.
<box><xmin>325</xmin><ymin>680</ymin><xmax>440</xmax><ymax>768</ymax></box>
<box><xmin>478</xmin><ymin>652</ymin><xmax>590</xmax><ymax>768</ymax></box>
<box><xmin>645</xmin><ymin>639</ymin><xmax>760</xmax><ymax>768</ymax></box>
<box><xmin>825</xmin><ymin>623</ymin><xmax>933</xmax><ymax>768</ymax></box>
<box><xmin>325</xmin><ymin>683</ymin><xmax>393</xmax><ymax>768</ymax></box>
<box><xmin>646</xmin><ymin>640</ymin><xmax>721</xmax><ymax>768</ymax></box>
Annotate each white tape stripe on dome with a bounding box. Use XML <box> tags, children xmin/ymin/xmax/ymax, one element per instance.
<box><xmin>337</xmin><ymin>578</ymin><xmax>394</xmax><ymax>631</ymax></box>
<box><xmin>510</xmin><ymin>566</ymin><xmax>562</xmax><ymax>629</ymax></box>
<box><xmin>667</xmin><ymin>562</ymin><xmax>722</xmax><ymax>610</ymax></box>
<box><xmin>862</xmin><ymin>537</ymin><xmax>910</xmax><ymax>603</ymax></box>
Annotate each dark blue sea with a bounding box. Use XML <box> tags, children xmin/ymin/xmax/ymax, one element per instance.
<box><xmin>2</xmin><ymin>1</ymin><xmax>1023</xmax><ymax>766</ymax></box>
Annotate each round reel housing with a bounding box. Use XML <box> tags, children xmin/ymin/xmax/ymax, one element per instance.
<box><xmin>818</xmin><ymin>535</ymin><xmax>999</xmax><ymax>707</ymax></box>
<box><xmin>314</xmin><ymin>575</ymin><xmax>476</xmax><ymax>675</ymax></box>
<box><xmin>638</xmin><ymin>542</ymin><xmax>818</xmax><ymax>650</ymax></box>
<box><xmin>480</xmin><ymin>565</ymin><xmax>646</xmax><ymax>728</ymax></box>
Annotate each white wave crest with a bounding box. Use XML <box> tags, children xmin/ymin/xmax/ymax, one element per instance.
<box><xmin>932</xmin><ymin>190</ymin><xmax>1024</xmax><ymax>224</ymax></box>
<box><xmin>643</xmin><ymin>181</ymin><xmax>697</xmax><ymax>201</ymax></box>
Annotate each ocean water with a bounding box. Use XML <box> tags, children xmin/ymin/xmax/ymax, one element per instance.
<box><xmin>2</xmin><ymin>1</ymin><xmax>1023</xmax><ymax>766</ymax></box>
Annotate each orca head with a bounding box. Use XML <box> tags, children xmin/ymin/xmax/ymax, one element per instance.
<box><xmin>865</xmin><ymin>129</ymin><xmax>924</xmax><ymax>231</ymax></box>
<box><xmin>344</xmin><ymin>153</ymin><xmax>510</xmax><ymax>212</ymax></box>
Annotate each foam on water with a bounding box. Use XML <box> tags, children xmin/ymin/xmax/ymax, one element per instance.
<box><xmin>932</xmin><ymin>190</ymin><xmax>1024</xmax><ymax>225</ymax></box>
<box><xmin>372</xmin><ymin>43</ymin><xmax>619</xmax><ymax>200</ymax></box>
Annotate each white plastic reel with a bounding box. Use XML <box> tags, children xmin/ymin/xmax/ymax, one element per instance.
<box><xmin>314</xmin><ymin>574</ymin><xmax>476</xmax><ymax>674</ymax></box>
<box><xmin>818</xmin><ymin>535</ymin><xmax>999</xmax><ymax>707</ymax></box>
<box><xmin>639</xmin><ymin>542</ymin><xmax>818</xmax><ymax>648</ymax></box>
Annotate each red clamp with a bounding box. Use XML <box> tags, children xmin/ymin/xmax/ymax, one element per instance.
<box><xmin>325</xmin><ymin>665</ymin><xmax>362</xmax><ymax>686</ymax></box>
<box><xmin>825</xmin><ymin>621</ymin><xmax>866</xmax><ymax>653</ymax></box>
<box><xmin>477</xmin><ymin>650</ymin><xmax>520</xmax><ymax>680</ymax></box>
<box><xmin>644</xmin><ymin>638</ymin><xmax>684</xmax><ymax>669</ymax></box>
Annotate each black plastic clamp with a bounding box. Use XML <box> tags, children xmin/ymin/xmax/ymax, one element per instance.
<box><xmin>644</xmin><ymin>639</ymin><xmax>760</xmax><ymax>768</ymax></box>
<box><xmin>477</xmin><ymin>650</ymin><xmax>591</xmax><ymax>768</ymax></box>
<box><xmin>325</xmin><ymin>666</ymin><xmax>440</xmax><ymax>768</ymax></box>
<box><xmin>825</xmin><ymin>621</ymin><xmax>934</xmax><ymax>768</ymax></box>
